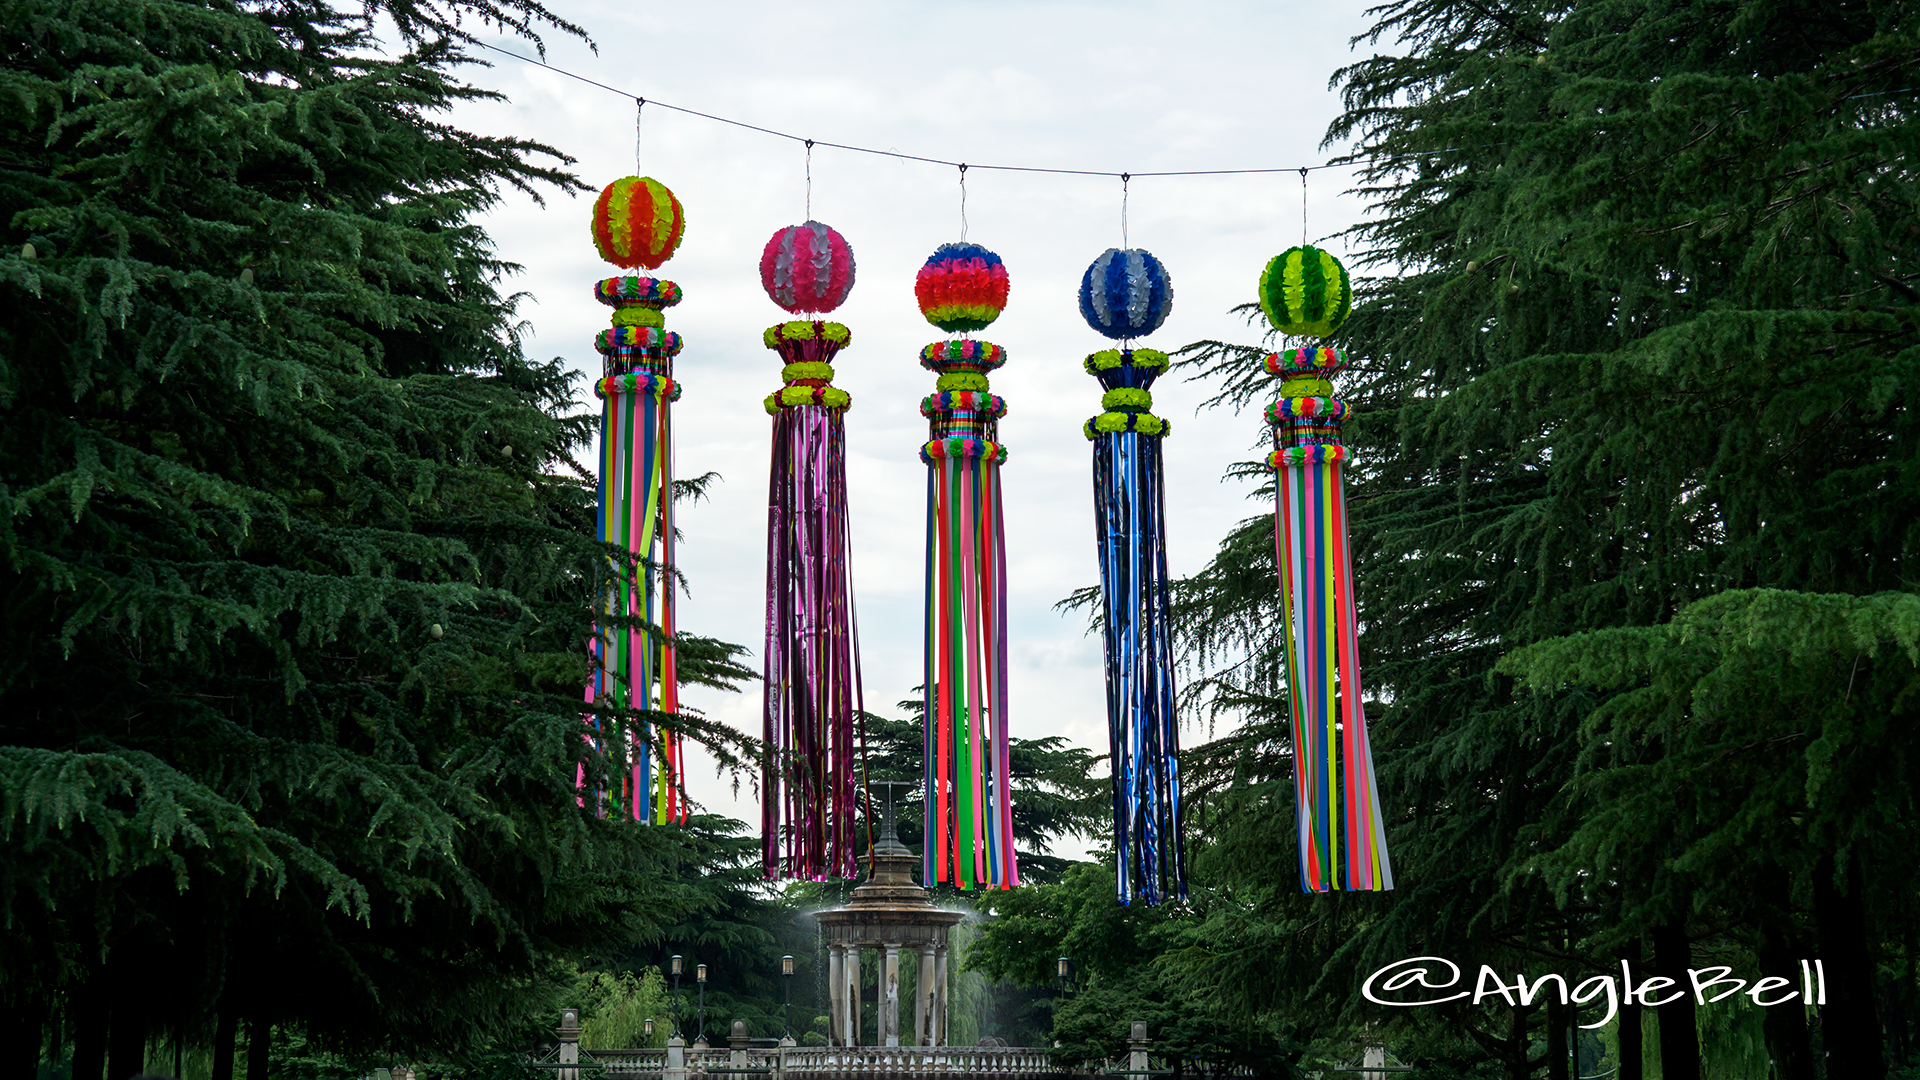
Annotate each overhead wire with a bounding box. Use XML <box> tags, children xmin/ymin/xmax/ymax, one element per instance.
<box><xmin>476</xmin><ymin>40</ymin><xmax>1914</xmax><ymax>184</ymax></box>
<box><xmin>471</xmin><ymin>39</ymin><xmax>1357</xmax><ymax>179</ymax></box>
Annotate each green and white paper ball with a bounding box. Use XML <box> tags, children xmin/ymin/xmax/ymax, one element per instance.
<box><xmin>1258</xmin><ymin>245</ymin><xmax>1352</xmax><ymax>338</ymax></box>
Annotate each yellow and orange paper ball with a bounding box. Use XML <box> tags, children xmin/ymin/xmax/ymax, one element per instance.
<box><xmin>591</xmin><ymin>176</ymin><xmax>686</xmax><ymax>269</ymax></box>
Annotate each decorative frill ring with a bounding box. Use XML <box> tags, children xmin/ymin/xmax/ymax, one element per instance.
<box><xmin>921</xmin><ymin>391</ymin><xmax>1007</xmax><ymax>419</ymax></box>
<box><xmin>596</xmin><ymin>326</ymin><xmax>685</xmax><ymax>356</ymax></box>
<box><xmin>1269</xmin><ymin>444</ymin><xmax>1346</xmax><ymax>467</ymax></box>
<box><xmin>1265</xmin><ymin>346</ymin><xmax>1346</xmax><ymax>377</ymax></box>
<box><xmin>920</xmin><ymin>436</ymin><xmax>1008</xmax><ymax>464</ymax></box>
<box><xmin>921</xmin><ymin>340</ymin><xmax>1006</xmax><ymax>372</ymax></box>
<box><xmin>595</xmin><ymin>276</ymin><xmax>683</xmax><ymax>308</ymax></box>
<box><xmin>1266</xmin><ymin>397</ymin><xmax>1351</xmax><ymax>424</ymax></box>
<box><xmin>596</xmin><ymin>372</ymin><xmax>682</xmax><ymax>401</ymax></box>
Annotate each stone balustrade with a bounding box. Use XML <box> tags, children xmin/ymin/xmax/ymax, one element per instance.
<box><xmin>572</xmin><ymin>1042</ymin><xmax>1061</xmax><ymax>1077</ymax></box>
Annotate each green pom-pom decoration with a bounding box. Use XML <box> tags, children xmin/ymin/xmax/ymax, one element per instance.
<box><xmin>1258</xmin><ymin>246</ymin><xmax>1352</xmax><ymax>338</ymax></box>
<box><xmin>762</xmin><ymin>321</ymin><xmax>853</xmax><ymax>349</ymax></box>
<box><xmin>1101</xmin><ymin>388</ymin><xmax>1153</xmax><ymax>411</ymax></box>
<box><xmin>1082</xmin><ymin>347</ymin><xmax>1170</xmax><ymax>375</ymax></box>
<box><xmin>781</xmin><ymin>362</ymin><xmax>835</xmax><ymax>382</ymax></box>
<box><xmin>1082</xmin><ymin>411</ymin><xmax>1170</xmax><ymax>440</ymax></box>
<box><xmin>936</xmin><ymin>372</ymin><xmax>990</xmax><ymax>392</ymax></box>
<box><xmin>613</xmin><ymin>307</ymin><xmax>665</xmax><ymax>328</ymax></box>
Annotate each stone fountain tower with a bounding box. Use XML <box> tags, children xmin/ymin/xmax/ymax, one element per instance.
<box><xmin>813</xmin><ymin>810</ymin><xmax>964</xmax><ymax>1047</ymax></box>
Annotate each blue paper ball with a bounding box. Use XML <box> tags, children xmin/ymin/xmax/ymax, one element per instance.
<box><xmin>1078</xmin><ymin>248</ymin><xmax>1173</xmax><ymax>340</ymax></box>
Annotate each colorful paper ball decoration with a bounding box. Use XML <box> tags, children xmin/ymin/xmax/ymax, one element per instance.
<box><xmin>1079</xmin><ymin>248</ymin><xmax>1174</xmax><ymax>341</ymax></box>
<box><xmin>1258</xmin><ymin>245</ymin><xmax>1352</xmax><ymax>338</ymax></box>
<box><xmin>760</xmin><ymin>221</ymin><xmax>856</xmax><ymax>314</ymax></box>
<box><xmin>591</xmin><ymin>176</ymin><xmax>686</xmax><ymax>270</ymax></box>
<box><xmin>915</xmin><ymin>242</ymin><xmax>1010</xmax><ymax>334</ymax></box>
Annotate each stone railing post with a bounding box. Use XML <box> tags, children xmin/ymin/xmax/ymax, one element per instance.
<box><xmin>665</xmin><ymin>1035</ymin><xmax>686</xmax><ymax>1080</ymax></box>
<box><xmin>1363</xmin><ymin>1041</ymin><xmax>1387</xmax><ymax>1080</ymax></box>
<box><xmin>557</xmin><ymin>1009</ymin><xmax>581</xmax><ymax>1080</ymax></box>
<box><xmin>1128</xmin><ymin>1020</ymin><xmax>1150</xmax><ymax>1076</ymax></box>
<box><xmin>729</xmin><ymin>1020</ymin><xmax>748</xmax><ymax>1068</ymax></box>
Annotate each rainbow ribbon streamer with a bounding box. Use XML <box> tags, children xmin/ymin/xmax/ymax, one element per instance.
<box><xmin>761</xmin><ymin>325</ymin><xmax>865</xmax><ymax>880</ymax></box>
<box><xmin>1083</xmin><ymin>351</ymin><xmax>1185</xmax><ymax>905</ymax></box>
<box><xmin>583</xmin><ymin>283</ymin><xmax>688</xmax><ymax>824</ymax></box>
<box><xmin>1266</xmin><ymin>347</ymin><xmax>1391</xmax><ymax>892</ymax></box>
<box><xmin>919</xmin><ymin>341</ymin><xmax>1018</xmax><ymax>891</ymax></box>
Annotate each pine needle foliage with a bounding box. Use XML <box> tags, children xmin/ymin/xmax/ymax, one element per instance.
<box><xmin>1138</xmin><ymin>0</ymin><xmax>1919</xmax><ymax>1071</ymax></box>
<box><xmin>1</xmin><ymin>0</ymin><xmax>752</xmax><ymax>1066</ymax></box>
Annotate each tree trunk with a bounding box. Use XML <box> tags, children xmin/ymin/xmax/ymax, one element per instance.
<box><xmin>210</xmin><ymin>1011</ymin><xmax>238</xmax><ymax>1080</ymax></box>
<box><xmin>1508</xmin><ymin>1003</ymin><xmax>1535</xmax><ymax>1080</ymax></box>
<box><xmin>1760</xmin><ymin>872</ymin><xmax>1815</xmax><ymax>1080</ymax></box>
<box><xmin>1619</xmin><ymin>1001</ymin><xmax>1643</xmax><ymax>1080</ymax></box>
<box><xmin>1814</xmin><ymin>856</ymin><xmax>1887</xmax><ymax>1079</ymax></box>
<box><xmin>106</xmin><ymin>991</ymin><xmax>146</xmax><ymax>1080</ymax></box>
<box><xmin>71</xmin><ymin>976</ymin><xmax>108</xmax><ymax>1080</ymax></box>
<box><xmin>245</xmin><ymin>1016</ymin><xmax>271</xmax><ymax>1080</ymax></box>
<box><xmin>1652</xmin><ymin>921</ymin><xmax>1699</xmax><ymax>1080</ymax></box>
<box><xmin>1</xmin><ymin>996</ymin><xmax>46</xmax><ymax>1080</ymax></box>
<box><xmin>1547</xmin><ymin>996</ymin><xmax>1569</xmax><ymax>1080</ymax></box>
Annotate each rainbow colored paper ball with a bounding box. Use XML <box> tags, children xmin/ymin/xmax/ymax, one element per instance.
<box><xmin>915</xmin><ymin>242</ymin><xmax>1010</xmax><ymax>334</ymax></box>
<box><xmin>1258</xmin><ymin>245</ymin><xmax>1352</xmax><ymax>338</ymax></box>
<box><xmin>1079</xmin><ymin>247</ymin><xmax>1173</xmax><ymax>341</ymax></box>
<box><xmin>761</xmin><ymin>220</ymin><xmax>856</xmax><ymax>314</ymax></box>
<box><xmin>591</xmin><ymin>176</ymin><xmax>686</xmax><ymax>270</ymax></box>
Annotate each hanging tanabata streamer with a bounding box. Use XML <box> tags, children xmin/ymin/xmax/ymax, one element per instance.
<box><xmin>1258</xmin><ymin>245</ymin><xmax>1393</xmax><ymax>891</ymax></box>
<box><xmin>583</xmin><ymin>175</ymin><xmax>689</xmax><ymax>823</ymax></box>
<box><xmin>916</xmin><ymin>242</ymin><xmax>1018</xmax><ymax>891</ymax></box>
<box><xmin>1077</xmin><ymin>247</ymin><xmax>1186</xmax><ymax>906</ymax></box>
<box><xmin>758</xmin><ymin>221</ymin><xmax>866</xmax><ymax>880</ymax></box>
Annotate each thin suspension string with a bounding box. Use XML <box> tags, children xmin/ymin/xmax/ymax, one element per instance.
<box><xmin>473</xmin><ymin>39</ymin><xmax>1356</xmax><ymax>179</ymax></box>
<box><xmin>634</xmin><ymin>97</ymin><xmax>645</xmax><ymax>173</ymax></box>
<box><xmin>1300</xmin><ymin>167</ymin><xmax>1309</xmax><ymax>246</ymax></box>
<box><xmin>958</xmin><ymin>164</ymin><xmax>969</xmax><ymax>242</ymax></box>
<box><xmin>1121</xmin><ymin>173</ymin><xmax>1130</xmax><ymax>249</ymax></box>
<box><xmin>805</xmin><ymin>139</ymin><xmax>814</xmax><ymax>220</ymax></box>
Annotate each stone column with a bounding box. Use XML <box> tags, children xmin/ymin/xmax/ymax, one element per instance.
<box><xmin>882</xmin><ymin>944</ymin><xmax>902</xmax><ymax>1046</ymax></box>
<box><xmin>916</xmin><ymin>946</ymin><xmax>937</xmax><ymax>1045</ymax></box>
<box><xmin>828</xmin><ymin>945</ymin><xmax>845</xmax><ymax>1047</ymax></box>
<box><xmin>933</xmin><ymin>945</ymin><xmax>949</xmax><ymax>1046</ymax></box>
<box><xmin>557</xmin><ymin>1009</ymin><xmax>580</xmax><ymax>1080</ymax></box>
<box><xmin>844</xmin><ymin>945</ymin><xmax>863</xmax><ymax>1047</ymax></box>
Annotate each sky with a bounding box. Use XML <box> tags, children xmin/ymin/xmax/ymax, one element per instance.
<box><xmin>450</xmin><ymin>1</ymin><xmax>1388</xmax><ymax>843</ymax></box>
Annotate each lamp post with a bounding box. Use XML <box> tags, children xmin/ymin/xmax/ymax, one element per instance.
<box><xmin>695</xmin><ymin>963</ymin><xmax>709</xmax><ymax>1046</ymax></box>
<box><xmin>644</xmin><ymin>1018</ymin><xmax>654</xmax><ymax>1046</ymax></box>
<box><xmin>670</xmin><ymin>955</ymin><xmax>683</xmax><ymax>1039</ymax></box>
<box><xmin>1057</xmin><ymin>957</ymin><xmax>1072</xmax><ymax>997</ymax></box>
<box><xmin>782</xmin><ymin>955</ymin><xmax>795</xmax><ymax>1041</ymax></box>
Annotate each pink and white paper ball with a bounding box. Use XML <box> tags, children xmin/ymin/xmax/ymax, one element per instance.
<box><xmin>760</xmin><ymin>221</ymin><xmax>856</xmax><ymax>314</ymax></box>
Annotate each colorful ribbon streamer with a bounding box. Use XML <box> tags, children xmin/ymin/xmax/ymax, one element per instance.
<box><xmin>919</xmin><ymin>341</ymin><xmax>1018</xmax><ymax>891</ymax></box>
<box><xmin>582</xmin><ymin>280</ymin><xmax>688</xmax><ymax>824</ymax></box>
<box><xmin>1266</xmin><ymin>347</ymin><xmax>1391</xmax><ymax>892</ymax></box>
<box><xmin>1082</xmin><ymin>349</ymin><xmax>1185</xmax><ymax>905</ymax></box>
<box><xmin>761</xmin><ymin>323</ymin><xmax>865</xmax><ymax>880</ymax></box>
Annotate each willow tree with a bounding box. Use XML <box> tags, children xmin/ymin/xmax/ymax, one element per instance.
<box><xmin>1168</xmin><ymin>0</ymin><xmax>1920</xmax><ymax>1075</ymax></box>
<box><xmin>0</xmin><ymin>1</ymin><xmax>751</xmax><ymax>1075</ymax></box>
